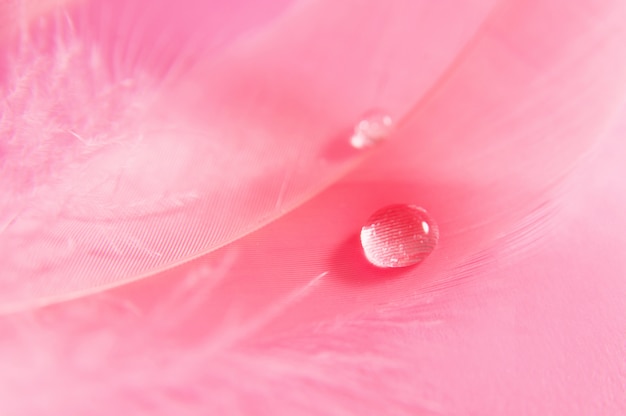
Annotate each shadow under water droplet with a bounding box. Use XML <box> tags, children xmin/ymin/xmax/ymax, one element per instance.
<box><xmin>320</xmin><ymin>127</ymin><xmax>362</xmax><ymax>162</ymax></box>
<box><xmin>329</xmin><ymin>233</ymin><xmax>410</xmax><ymax>286</ymax></box>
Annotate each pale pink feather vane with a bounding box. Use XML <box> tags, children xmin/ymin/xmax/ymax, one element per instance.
<box><xmin>0</xmin><ymin>0</ymin><xmax>497</xmax><ymax>311</ymax></box>
<box><xmin>1</xmin><ymin>0</ymin><xmax>626</xmax><ymax>415</ymax></box>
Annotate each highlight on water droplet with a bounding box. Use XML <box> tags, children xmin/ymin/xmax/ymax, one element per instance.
<box><xmin>350</xmin><ymin>112</ymin><xmax>394</xmax><ymax>149</ymax></box>
<box><xmin>360</xmin><ymin>204</ymin><xmax>438</xmax><ymax>268</ymax></box>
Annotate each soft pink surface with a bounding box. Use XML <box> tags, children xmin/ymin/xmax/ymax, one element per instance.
<box><xmin>1</xmin><ymin>0</ymin><xmax>625</xmax><ymax>415</ymax></box>
<box><xmin>0</xmin><ymin>0</ymin><xmax>495</xmax><ymax>311</ymax></box>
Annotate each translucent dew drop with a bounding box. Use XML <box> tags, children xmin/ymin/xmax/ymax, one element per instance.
<box><xmin>360</xmin><ymin>204</ymin><xmax>439</xmax><ymax>268</ymax></box>
<box><xmin>350</xmin><ymin>112</ymin><xmax>394</xmax><ymax>149</ymax></box>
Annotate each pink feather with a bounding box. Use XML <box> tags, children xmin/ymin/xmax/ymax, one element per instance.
<box><xmin>1</xmin><ymin>0</ymin><xmax>625</xmax><ymax>414</ymax></box>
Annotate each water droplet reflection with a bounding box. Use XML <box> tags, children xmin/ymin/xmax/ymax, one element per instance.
<box><xmin>360</xmin><ymin>204</ymin><xmax>438</xmax><ymax>268</ymax></box>
<box><xmin>350</xmin><ymin>112</ymin><xmax>394</xmax><ymax>149</ymax></box>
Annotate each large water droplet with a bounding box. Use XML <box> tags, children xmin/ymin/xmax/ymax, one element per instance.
<box><xmin>350</xmin><ymin>113</ymin><xmax>394</xmax><ymax>149</ymax></box>
<box><xmin>360</xmin><ymin>204</ymin><xmax>438</xmax><ymax>268</ymax></box>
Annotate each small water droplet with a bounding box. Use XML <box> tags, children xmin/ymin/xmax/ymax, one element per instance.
<box><xmin>360</xmin><ymin>204</ymin><xmax>438</xmax><ymax>268</ymax></box>
<box><xmin>350</xmin><ymin>112</ymin><xmax>394</xmax><ymax>149</ymax></box>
